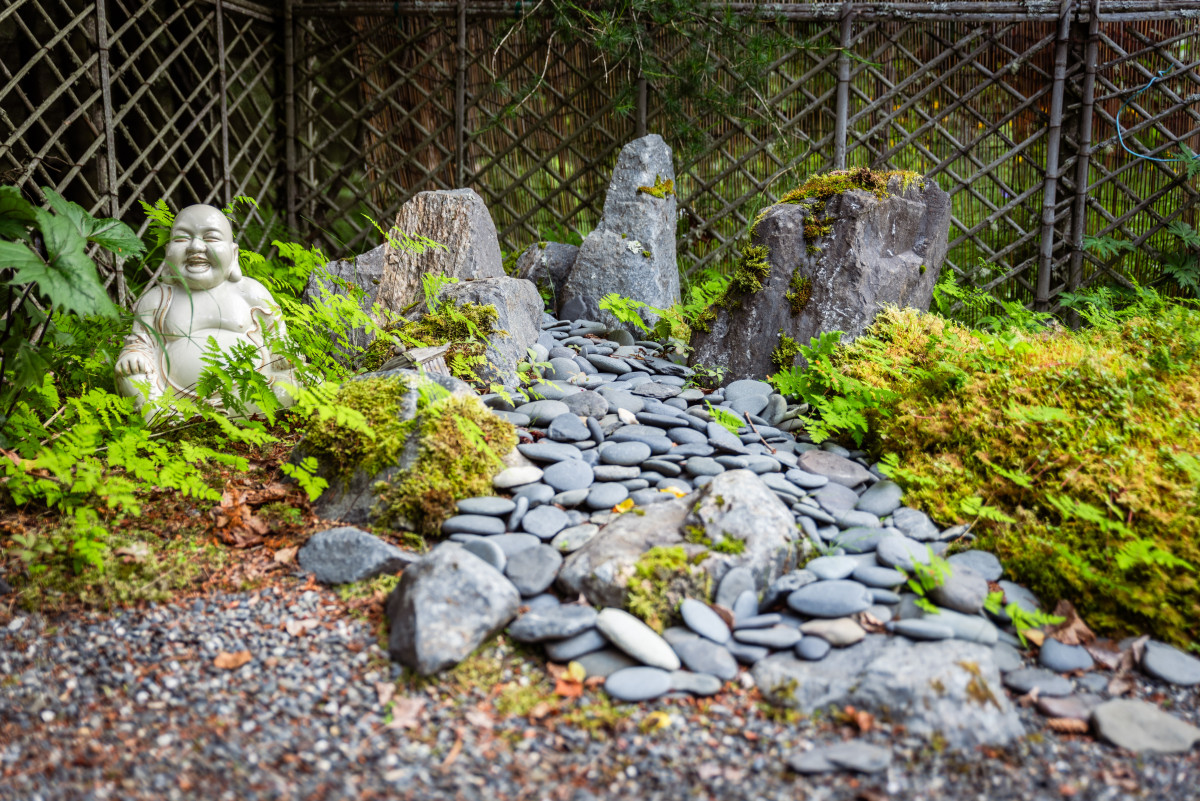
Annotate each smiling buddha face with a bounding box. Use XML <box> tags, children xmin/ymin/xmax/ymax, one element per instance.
<box><xmin>166</xmin><ymin>204</ymin><xmax>241</xmax><ymax>291</ymax></box>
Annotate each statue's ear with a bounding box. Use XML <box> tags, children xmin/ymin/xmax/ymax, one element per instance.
<box><xmin>229</xmin><ymin>244</ymin><xmax>243</xmax><ymax>282</ymax></box>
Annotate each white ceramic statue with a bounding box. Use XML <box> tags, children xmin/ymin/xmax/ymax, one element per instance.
<box><xmin>115</xmin><ymin>204</ymin><xmax>297</xmax><ymax>416</ymax></box>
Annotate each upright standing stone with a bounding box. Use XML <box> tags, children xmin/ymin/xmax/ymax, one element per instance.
<box><xmin>375</xmin><ymin>189</ymin><xmax>505</xmax><ymax>315</ymax></box>
<box><xmin>436</xmin><ymin>276</ymin><xmax>543</xmax><ymax>386</ymax></box>
<box><xmin>558</xmin><ymin>135</ymin><xmax>680</xmax><ymax>330</ymax></box>
<box><xmin>515</xmin><ymin>242</ymin><xmax>580</xmax><ymax>309</ymax></box>
<box><xmin>690</xmin><ymin>171</ymin><xmax>951</xmax><ymax>382</ymax></box>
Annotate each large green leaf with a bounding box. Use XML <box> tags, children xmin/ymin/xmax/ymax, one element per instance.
<box><xmin>43</xmin><ymin>187</ymin><xmax>145</xmax><ymax>259</ymax></box>
<box><xmin>0</xmin><ymin>185</ymin><xmax>36</xmax><ymax>240</ymax></box>
<box><xmin>3</xmin><ymin>212</ymin><xmax>117</xmax><ymax>318</ymax></box>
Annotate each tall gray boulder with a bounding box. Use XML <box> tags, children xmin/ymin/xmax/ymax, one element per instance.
<box><xmin>690</xmin><ymin>172</ymin><xmax>951</xmax><ymax>382</ymax></box>
<box><xmin>375</xmin><ymin>188</ymin><xmax>505</xmax><ymax>315</ymax></box>
<box><xmin>558</xmin><ymin>135</ymin><xmax>680</xmax><ymax>329</ymax></box>
<box><xmin>514</xmin><ymin>241</ymin><xmax>579</xmax><ymax>310</ymax></box>
<box><xmin>436</xmin><ymin>276</ymin><xmax>543</xmax><ymax>387</ymax></box>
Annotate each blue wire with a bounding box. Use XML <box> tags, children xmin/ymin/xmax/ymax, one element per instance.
<box><xmin>1116</xmin><ymin>67</ymin><xmax>1189</xmax><ymax>164</ymax></box>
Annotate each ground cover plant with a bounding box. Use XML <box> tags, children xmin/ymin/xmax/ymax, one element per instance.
<box><xmin>785</xmin><ymin>286</ymin><xmax>1200</xmax><ymax>649</ymax></box>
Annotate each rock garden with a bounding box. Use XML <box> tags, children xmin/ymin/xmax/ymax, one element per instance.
<box><xmin>2</xmin><ymin>134</ymin><xmax>1198</xmax><ymax>799</ymax></box>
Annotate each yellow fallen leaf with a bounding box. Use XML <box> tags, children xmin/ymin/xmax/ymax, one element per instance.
<box><xmin>213</xmin><ymin>650</ymin><xmax>252</xmax><ymax>670</ymax></box>
<box><xmin>639</xmin><ymin>710</ymin><xmax>672</xmax><ymax>733</ymax></box>
<box><xmin>612</xmin><ymin>498</ymin><xmax>635</xmax><ymax>514</ymax></box>
<box><xmin>658</xmin><ymin>486</ymin><xmax>688</xmax><ymax>498</ymax></box>
<box><xmin>566</xmin><ymin>661</ymin><xmax>586</xmax><ymax>683</ymax></box>
<box><xmin>1024</xmin><ymin>628</ymin><xmax>1046</xmax><ymax>647</ymax></box>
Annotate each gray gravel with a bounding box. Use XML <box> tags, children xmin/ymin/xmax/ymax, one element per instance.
<box><xmin>3</xmin><ymin>581</ymin><xmax>1198</xmax><ymax>801</ymax></box>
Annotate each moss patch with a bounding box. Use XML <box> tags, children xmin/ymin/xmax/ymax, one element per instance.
<box><xmin>771</xmin><ymin>331</ymin><xmax>803</xmax><ymax>372</ymax></box>
<box><xmin>775</xmin><ymin>167</ymin><xmax>923</xmax><ymax>244</ymax></box>
<box><xmin>365</xmin><ymin>299</ymin><xmax>504</xmax><ymax>382</ymax></box>
<box><xmin>625</xmin><ymin>545</ymin><xmax>712</xmax><ymax>632</ymax></box>
<box><xmin>728</xmin><ymin>245</ymin><xmax>771</xmax><ymax>296</ymax></box>
<box><xmin>374</xmin><ymin>392</ymin><xmax>517</xmax><ymax>538</ymax></box>
<box><xmin>301</xmin><ymin>377</ymin><xmax>413</xmax><ymax>479</ymax></box>
<box><xmin>832</xmin><ymin>297</ymin><xmax>1200</xmax><ymax>647</ymax></box>
<box><xmin>786</xmin><ymin>269</ymin><xmax>812</xmax><ymax>314</ymax></box>
<box><xmin>637</xmin><ymin>174</ymin><xmax>675</xmax><ymax>199</ymax></box>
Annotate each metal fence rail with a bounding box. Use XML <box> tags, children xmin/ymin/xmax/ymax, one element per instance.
<box><xmin>2</xmin><ymin>0</ymin><xmax>1197</xmax><ymax>313</ymax></box>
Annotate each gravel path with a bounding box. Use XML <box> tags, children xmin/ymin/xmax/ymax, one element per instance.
<box><xmin>3</xmin><ymin>579</ymin><xmax>1197</xmax><ymax>801</ymax></box>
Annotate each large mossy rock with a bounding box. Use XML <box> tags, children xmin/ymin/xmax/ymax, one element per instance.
<box><xmin>690</xmin><ymin>170</ymin><xmax>951</xmax><ymax>382</ymax></box>
<box><xmin>558</xmin><ymin>134</ymin><xmax>680</xmax><ymax>329</ymax></box>
<box><xmin>557</xmin><ymin>471</ymin><xmax>800</xmax><ymax>614</ymax></box>
<box><xmin>436</xmin><ymin>276</ymin><xmax>543</xmax><ymax>387</ymax></box>
<box><xmin>375</xmin><ymin>189</ymin><xmax>505</xmax><ymax>315</ymax></box>
<box><xmin>291</xmin><ymin>368</ymin><xmax>516</xmax><ymax>532</ymax></box>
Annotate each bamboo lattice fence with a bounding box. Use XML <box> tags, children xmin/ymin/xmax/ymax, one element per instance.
<box><xmin>2</xmin><ymin>0</ymin><xmax>1197</xmax><ymax>312</ymax></box>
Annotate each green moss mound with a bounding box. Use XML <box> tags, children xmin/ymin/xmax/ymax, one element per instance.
<box><xmin>786</xmin><ymin>269</ymin><xmax>812</xmax><ymax>314</ymax></box>
<box><xmin>833</xmin><ymin>298</ymin><xmax>1200</xmax><ymax>647</ymax></box>
<box><xmin>625</xmin><ymin>545</ymin><xmax>712</xmax><ymax>632</ymax></box>
<box><xmin>771</xmin><ymin>331</ymin><xmax>802</xmax><ymax>372</ymax></box>
<box><xmin>637</xmin><ymin>174</ymin><xmax>675</xmax><ymax>199</ymax></box>
<box><xmin>363</xmin><ymin>300</ymin><xmax>503</xmax><ymax>382</ymax></box>
<box><xmin>374</xmin><ymin>392</ymin><xmax>517</xmax><ymax>538</ymax></box>
<box><xmin>302</xmin><ymin>377</ymin><xmax>413</xmax><ymax>478</ymax></box>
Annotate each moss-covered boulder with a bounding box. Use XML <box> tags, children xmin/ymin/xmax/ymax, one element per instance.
<box><xmin>690</xmin><ymin>168</ymin><xmax>950</xmax><ymax>382</ymax></box>
<box><xmin>291</xmin><ymin>368</ymin><xmax>516</xmax><ymax>536</ymax></box>
<box><xmin>833</xmin><ymin>299</ymin><xmax>1200</xmax><ymax>647</ymax></box>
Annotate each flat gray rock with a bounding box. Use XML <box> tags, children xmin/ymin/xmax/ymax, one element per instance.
<box><xmin>605</xmin><ymin>666</ymin><xmax>673</xmax><ymax>702</ymax></box>
<box><xmin>563</xmin><ymin>390</ymin><xmax>609</xmax><ymax>418</ymax></box>
<box><xmin>805</xmin><ymin>555</ymin><xmax>858</xmax><ymax>581</ymax></box>
<box><xmin>550</xmin><ymin>523</ymin><xmax>599</xmax><ymax>554</ymax></box>
<box><xmin>852</xmin><ymin>564</ymin><xmax>907</xmax><ymax>589</ymax></box>
<box><xmin>576</xmin><ymin>648</ymin><xmax>639</xmax><ymax>679</ymax></box>
<box><xmin>1091</xmin><ymin>699</ymin><xmax>1200</xmax><ymax>754</ymax></box>
<box><xmin>522</xmin><ymin>505</ymin><xmax>570</xmax><ymax>539</ymax></box>
<box><xmin>1039</xmin><ymin>638</ymin><xmax>1094</xmax><ymax>673</ymax></box>
<box><xmin>672</xmin><ymin>638</ymin><xmax>739</xmax><ymax>681</ymax></box>
<box><xmin>508</xmin><ymin>604</ymin><xmax>598</xmax><ymax>643</ymax></box>
<box><xmin>489</xmin><ymin>533</ymin><xmax>541</xmax><ymax>557</ymax></box>
<box><xmin>889</xmin><ymin>619</ymin><xmax>955</xmax><ymax>641</ymax></box>
<box><xmin>891</xmin><ymin>506</ymin><xmax>941</xmax><ymax>541</ymax></box>
<box><xmin>716</xmin><ymin>566</ymin><xmax>757</xmax><ymax>609</ymax></box>
<box><xmin>586</xmin><ymin>482</ymin><xmax>629</xmax><ymax>510</ymax></box>
<box><xmin>548</xmin><ymin>413</ymin><xmax>591</xmax><ymax>442</ymax></box>
<box><xmin>680</xmin><ymin>598</ymin><xmax>731</xmax><ymax>644</ymax></box>
<box><xmin>600</xmin><ymin>441</ymin><xmax>652</xmax><ymax>466</ymax></box>
<box><xmin>542</xmin><ymin>459</ymin><xmax>595</xmax><ymax>492</ymax></box>
<box><xmin>876</xmin><ymin>535</ymin><xmax>932</xmax><ymax>570</ymax></box>
<box><xmin>456</xmin><ymin>497</ymin><xmax>516</xmax><ymax>517</ymax></box>
<box><xmin>795</xmin><ymin>636</ymin><xmax>832</xmax><ymax>661</ymax></box>
<box><xmin>760</xmin><ymin>569</ymin><xmax>819</xmax><ymax>611</ymax></box>
<box><xmin>929</xmin><ymin>566</ymin><xmax>989</xmax><ymax>615</ymax></box>
<box><xmin>516</xmin><ymin>399</ymin><xmax>572</xmax><ymax>426</ymax></box>
<box><xmin>787</xmin><ymin>742</ymin><xmax>892</xmax><ymax>774</ymax></box>
<box><xmin>386</xmin><ymin>544</ymin><xmax>521</xmax><ymax>675</ymax></box>
<box><xmin>855</xmin><ymin>479</ymin><xmax>903</xmax><ymax>516</ymax></box>
<box><xmin>297</xmin><ymin>526</ymin><xmax>417</xmax><ymax>585</ymax></box>
<box><xmin>797</xmin><ymin>450</ymin><xmax>873</xmax><ymax>487</ymax></box>
<box><xmin>505</xmin><ymin>544</ymin><xmax>563</xmax><ymax>596</ymax></box>
<box><xmin>733</xmin><ymin>626</ymin><xmax>802</xmax><ymax>649</ymax></box>
<box><xmin>947</xmin><ymin>549</ymin><xmax>1004</xmax><ymax>582</ymax></box>
<box><xmin>545</xmin><ymin>627</ymin><xmax>608</xmax><ymax>661</ymax></box>
<box><xmin>1141</xmin><ymin>640</ymin><xmax>1200</xmax><ymax>687</ymax></box>
<box><xmin>1002</xmin><ymin>667</ymin><xmax>1073</xmax><ymax>697</ymax></box>
<box><xmin>812</xmin><ymin>482</ymin><xmax>860</xmax><ymax>516</ymax></box>
<box><xmin>669</xmin><ymin>670</ymin><xmax>723</xmax><ymax>696</ymax></box>
<box><xmin>441</xmin><ymin>514</ymin><xmax>506</xmax><ymax>537</ymax></box>
<box><xmin>519</xmin><ymin>441</ymin><xmax>583</xmax><ymax>463</ymax></box>
<box><xmin>787</xmin><ymin>580</ymin><xmax>873</xmax><ymax>618</ymax></box>
<box><xmin>462</xmin><ymin>538</ymin><xmax>507</xmax><ymax>573</ymax></box>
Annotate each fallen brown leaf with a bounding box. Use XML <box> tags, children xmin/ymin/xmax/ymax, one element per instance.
<box><xmin>527</xmin><ymin>701</ymin><xmax>555</xmax><ymax>721</ymax></box>
<box><xmin>1045</xmin><ymin>717</ymin><xmax>1089</xmax><ymax>734</ymax></box>
<box><xmin>1023</xmin><ymin>628</ymin><xmax>1045</xmax><ymax>647</ymax></box>
<box><xmin>465</xmin><ymin>708</ymin><xmax>494</xmax><ymax>730</ymax></box>
<box><xmin>213</xmin><ymin>650</ymin><xmax>252</xmax><ymax>670</ymax></box>
<box><xmin>555</xmin><ymin>677</ymin><xmax>584</xmax><ymax>698</ymax></box>
<box><xmin>114</xmin><ymin>543</ymin><xmax>150</xmax><ymax>564</ymax></box>
<box><xmin>387</xmin><ymin>697</ymin><xmax>425</xmax><ymax>730</ymax></box>
<box><xmin>273</xmin><ymin>546</ymin><xmax>298</xmax><ymax>565</ymax></box>
<box><xmin>375</xmin><ymin>682</ymin><xmax>395</xmax><ymax>708</ymax></box>
<box><xmin>1048</xmin><ymin>600</ymin><xmax>1095</xmax><ymax>646</ymax></box>
<box><xmin>284</xmin><ymin>618</ymin><xmax>319</xmax><ymax>637</ymax></box>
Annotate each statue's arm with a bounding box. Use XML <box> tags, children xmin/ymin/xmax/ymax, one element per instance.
<box><xmin>115</xmin><ymin>287</ymin><xmax>168</xmax><ymax>377</ymax></box>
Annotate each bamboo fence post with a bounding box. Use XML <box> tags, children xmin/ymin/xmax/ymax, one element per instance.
<box><xmin>456</xmin><ymin>0</ymin><xmax>466</xmax><ymax>186</ymax></box>
<box><xmin>1066</xmin><ymin>0</ymin><xmax>1101</xmax><ymax>327</ymax></box>
<box><xmin>636</xmin><ymin>74</ymin><xmax>647</xmax><ymax>137</ymax></box>
<box><xmin>284</xmin><ymin>0</ymin><xmax>298</xmax><ymax>232</ymax></box>
<box><xmin>833</xmin><ymin>4</ymin><xmax>852</xmax><ymax>169</ymax></box>
<box><xmin>1036</xmin><ymin>0</ymin><xmax>1074</xmax><ymax>312</ymax></box>
<box><xmin>95</xmin><ymin>0</ymin><xmax>125</xmax><ymax>305</ymax></box>
<box><xmin>216</xmin><ymin>0</ymin><xmax>232</xmax><ymax>205</ymax></box>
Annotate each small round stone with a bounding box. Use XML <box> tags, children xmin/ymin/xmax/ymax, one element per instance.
<box><xmin>875</xmin><ymin>535</ymin><xmax>933</xmax><ymax>570</ymax></box>
<box><xmin>1003</xmin><ymin>667</ymin><xmax>1074</xmax><ymax>697</ymax></box>
<box><xmin>462</xmin><ymin>537</ymin><xmax>507</xmax><ymax>572</ymax></box>
<box><xmin>679</xmin><ymin>599</ymin><xmax>730</xmax><ymax>644</ymax></box>
<box><xmin>684</xmin><ymin>456</ymin><xmax>725</xmax><ymax>477</ymax></box>
<box><xmin>518</xmin><ymin>441</ymin><xmax>584</xmax><ymax>463</ymax></box>
<box><xmin>542</xmin><ymin>459</ymin><xmax>595</xmax><ymax>492</ymax></box>
<box><xmin>805</xmin><ymin>555</ymin><xmax>858</xmax><ymax>581</ymax></box>
<box><xmin>586</xmin><ymin>483</ymin><xmax>629</xmax><ymax>510</ymax></box>
<box><xmin>550</xmin><ymin>523</ymin><xmax>599</xmax><ymax>553</ymax></box>
<box><xmin>787</xmin><ymin>580</ymin><xmax>874</xmax><ymax>618</ymax></box>
<box><xmin>1141</xmin><ymin>641</ymin><xmax>1200</xmax><ymax>687</ymax></box>
<box><xmin>547</xmin><ymin>413</ymin><xmax>591</xmax><ymax>443</ymax></box>
<box><xmin>504</xmin><ymin>544</ymin><xmax>563</xmax><ymax>596</ymax></box>
<box><xmin>1039</xmin><ymin>638</ymin><xmax>1095</xmax><ymax>673</ymax></box>
<box><xmin>516</xmin><ymin>399</ymin><xmax>572</xmax><ymax>425</ymax></box>
<box><xmin>671</xmin><ymin>639</ymin><xmax>739</xmax><ymax>681</ymax></box>
<box><xmin>521</xmin><ymin>504</ymin><xmax>570</xmax><ymax>539</ymax></box>
<box><xmin>546</xmin><ymin>628</ymin><xmax>608</xmax><ymax>661</ymax></box>
<box><xmin>600</xmin><ymin>441</ymin><xmax>652</xmax><ymax>466</ymax></box>
<box><xmin>605</xmin><ymin>667</ymin><xmax>671</xmax><ymax>702</ymax></box>
<box><xmin>795</xmin><ymin>636</ymin><xmax>832</xmax><ymax>661</ymax></box>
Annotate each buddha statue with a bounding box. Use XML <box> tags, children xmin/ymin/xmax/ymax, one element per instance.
<box><xmin>115</xmin><ymin>204</ymin><xmax>297</xmax><ymax>416</ymax></box>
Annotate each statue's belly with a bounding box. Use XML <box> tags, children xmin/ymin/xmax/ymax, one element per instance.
<box><xmin>163</xmin><ymin>329</ymin><xmax>258</xmax><ymax>395</ymax></box>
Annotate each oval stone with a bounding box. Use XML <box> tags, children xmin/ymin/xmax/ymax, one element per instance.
<box><xmin>542</xmin><ymin>459</ymin><xmax>595</xmax><ymax>492</ymax></box>
<box><xmin>787</xmin><ymin>580</ymin><xmax>874</xmax><ymax>618</ymax></box>
<box><xmin>441</xmin><ymin>514</ymin><xmax>505</xmax><ymax>536</ymax></box>
<box><xmin>596</xmin><ymin>608</ymin><xmax>681</xmax><ymax>670</ymax></box>
<box><xmin>680</xmin><ymin>598</ymin><xmax>730</xmax><ymax>644</ymax></box>
<box><xmin>521</xmin><ymin>505</ymin><xmax>569</xmax><ymax>539</ymax></box>
<box><xmin>605</xmin><ymin>667</ymin><xmax>672</xmax><ymax>702</ymax></box>
<box><xmin>493</xmin><ymin>466</ymin><xmax>543</xmax><ymax>489</ymax></box>
<box><xmin>456</xmin><ymin>496</ymin><xmax>517</xmax><ymax>516</ymax></box>
<box><xmin>600</xmin><ymin>441</ymin><xmax>651</xmax><ymax>466</ymax></box>
<box><xmin>586</xmin><ymin>483</ymin><xmax>629</xmax><ymax>510</ymax></box>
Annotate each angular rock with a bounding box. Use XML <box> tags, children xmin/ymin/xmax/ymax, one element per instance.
<box><xmin>505</xmin><ymin>544</ymin><xmax>563</xmax><ymax>596</ymax></box>
<box><xmin>558</xmin><ymin>135</ymin><xmax>680</xmax><ymax>330</ymax></box>
<box><xmin>514</xmin><ymin>241</ymin><xmax>579</xmax><ymax>308</ymax></box>
<box><xmin>375</xmin><ymin>188</ymin><xmax>505</xmax><ymax>315</ymax></box>
<box><xmin>755</xmin><ymin>636</ymin><xmax>1024</xmax><ymax>749</ymax></box>
<box><xmin>1141</xmin><ymin>640</ymin><xmax>1200</xmax><ymax>687</ymax></box>
<box><xmin>297</xmin><ymin>526</ymin><xmax>418</xmax><ymax>585</ymax></box>
<box><xmin>386</xmin><ymin>544</ymin><xmax>521</xmax><ymax>675</ymax></box>
<box><xmin>301</xmin><ymin>244</ymin><xmax>386</xmax><ymax>355</ymax></box>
